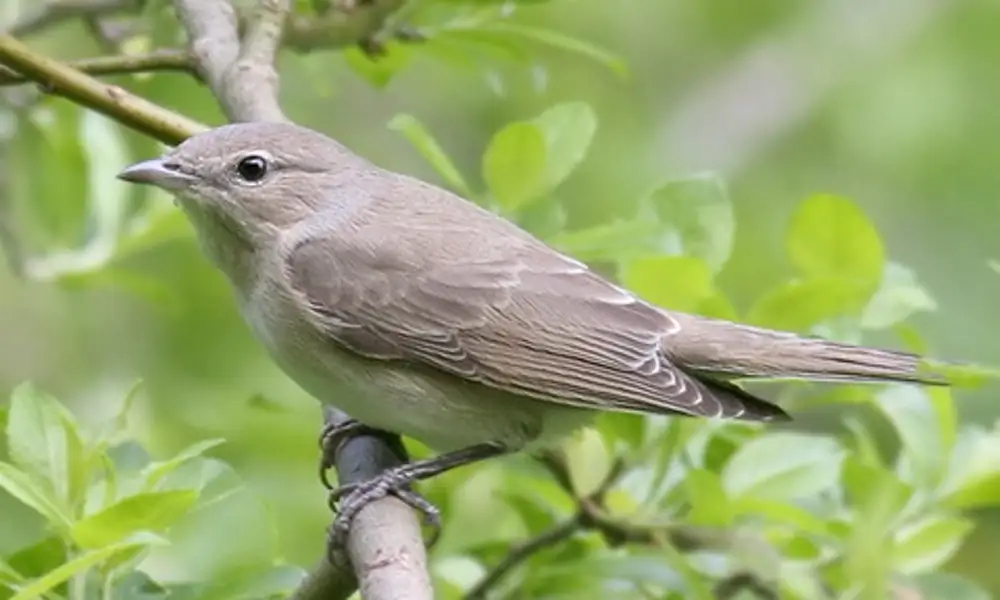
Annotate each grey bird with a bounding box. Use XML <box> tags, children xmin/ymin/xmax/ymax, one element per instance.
<box><xmin>117</xmin><ymin>122</ymin><xmax>944</xmax><ymax>541</ymax></box>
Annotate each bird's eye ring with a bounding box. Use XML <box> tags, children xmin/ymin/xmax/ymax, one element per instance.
<box><xmin>236</xmin><ymin>155</ymin><xmax>268</xmax><ymax>183</ymax></box>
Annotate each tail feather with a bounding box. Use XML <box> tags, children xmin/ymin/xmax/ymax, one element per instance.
<box><xmin>666</xmin><ymin>313</ymin><xmax>945</xmax><ymax>386</ymax></box>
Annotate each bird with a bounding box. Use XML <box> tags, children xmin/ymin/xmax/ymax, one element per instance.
<box><xmin>116</xmin><ymin>121</ymin><xmax>946</xmax><ymax>544</ymax></box>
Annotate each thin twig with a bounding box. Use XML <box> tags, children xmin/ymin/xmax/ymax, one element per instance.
<box><xmin>464</xmin><ymin>517</ymin><xmax>581</xmax><ymax>600</ymax></box>
<box><xmin>0</xmin><ymin>34</ymin><xmax>205</xmax><ymax>144</ymax></box>
<box><xmin>3</xmin><ymin>0</ymin><xmax>136</xmax><ymax>38</ymax></box>
<box><xmin>0</xmin><ymin>50</ymin><xmax>195</xmax><ymax>86</ymax></box>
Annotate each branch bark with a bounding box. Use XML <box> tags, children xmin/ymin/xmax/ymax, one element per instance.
<box><xmin>0</xmin><ymin>49</ymin><xmax>194</xmax><ymax>86</ymax></box>
<box><xmin>0</xmin><ymin>0</ymin><xmax>429</xmax><ymax>597</ymax></box>
<box><xmin>0</xmin><ymin>33</ymin><xmax>205</xmax><ymax>144</ymax></box>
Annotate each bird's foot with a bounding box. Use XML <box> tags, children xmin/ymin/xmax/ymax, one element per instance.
<box><xmin>327</xmin><ymin>471</ymin><xmax>443</xmax><ymax>550</ymax></box>
<box><xmin>318</xmin><ymin>417</ymin><xmax>408</xmax><ymax>489</ymax></box>
<box><xmin>325</xmin><ymin>442</ymin><xmax>508</xmax><ymax>551</ymax></box>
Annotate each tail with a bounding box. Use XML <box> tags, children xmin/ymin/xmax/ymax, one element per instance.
<box><xmin>665</xmin><ymin>313</ymin><xmax>946</xmax><ymax>385</ymax></box>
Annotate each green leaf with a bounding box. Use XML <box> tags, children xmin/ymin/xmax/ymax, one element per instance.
<box><xmin>722</xmin><ymin>432</ymin><xmax>844</xmax><ymax>501</ymax></box>
<box><xmin>9</xmin><ymin>533</ymin><xmax>165</xmax><ymax>600</ymax></box>
<box><xmin>0</xmin><ymin>462</ymin><xmax>73</xmax><ymax>530</ymax></box>
<box><xmin>893</xmin><ymin>514</ymin><xmax>973</xmax><ymax>573</ymax></box>
<box><xmin>911</xmin><ymin>573</ymin><xmax>991</xmax><ymax>600</ymax></box>
<box><xmin>862</xmin><ymin>262</ymin><xmax>937</xmax><ymax>330</ymax></box>
<box><xmin>71</xmin><ymin>490</ymin><xmax>198</xmax><ymax>549</ymax></box>
<box><xmin>841</xmin><ymin>455</ymin><xmax>913</xmax><ymax>516</ymax></box>
<box><xmin>940</xmin><ymin>423</ymin><xmax>1000</xmax><ymax>509</ymax></box>
<box><xmin>6</xmin><ymin>383</ymin><xmax>87</xmax><ymax>510</ymax></box>
<box><xmin>747</xmin><ymin>278</ymin><xmax>863</xmax><ymax>330</ymax></box>
<box><xmin>531</xmin><ymin>102</ymin><xmax>598</xmax><ymax>191</ymax></box>
<box><xmin>388</xmin><ymin>114</ymin><xmax>474</xmax><ymax>198</ymax></box>
<box><xmin>469</xmin><ymin>23</ymin><xmax>628</xmax><ymax>77</ymax></box>
<box><xmin>786</xmin><ymin>194</ymin><xmax>885</xmax><ymax>290</ymax></box>
<box><xmin>188</xmin><ymin>565</ymin><xmax>308</xmax><ymax>600</ymax></box>
<box><xmin>563</xmin><ymin>429</ymin><xmax>611</xmax><ymax>497</ymax></box>
<box><xmin>642</xmin><ymin>174</ymin><xmax>735</xmax><ymax>272</ymax></box>
<box><xmin>683</xmin><ymin>469</ymin><xmax>732</xmax><ymax>526</ymax></box>
<box><xmin>621</xmin><ymin>256</ymin><xmax>714</xmax><ymax>312</ymax></box>
<box><xmin>482</xmin><ymin>121</ymin><xmax>547</xmax><ymax>211</ymax></box>
<box><xmin>141</xmin><ymin>438</ymin><xmax>225</xmax><ymax>491</ymax></box>
<box><xmin>548</xmin><ymin>219</ymin><xmax>668</xmax><ymax>262</ymax></box>
<box><xmin>875</xmin><ymin>386</ymin><xmax>944</xmax><ymax>488</ymax></box>
<box><xmin>343</xmin><ymin>44</ymin><xmax>413</xmax><ymax>88</ymax></box>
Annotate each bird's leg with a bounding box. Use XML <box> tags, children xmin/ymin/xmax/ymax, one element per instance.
<box><xmin>318</xmin><ymin>417</ymin><xmax>408</xmax><ymax>489</ymax></box>
<box><xmin>327</xmin><ymin>442</ymin><xmax>509</xmax><ymax>549</ymax></box>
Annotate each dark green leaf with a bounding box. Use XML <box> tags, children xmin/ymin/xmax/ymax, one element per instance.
<box><xmin>388</xmin><ymin>114</ymin><xmax>474</xmax><ymax>198</ymax></box>
<box><xmin>482</xmin><ymin>122</ymin><xmax>547</xmax><ymax>211</ymax></box>
<box><xmin>642</xmin><ymin>174</ymin><xmax>735</xmax><ymax>272</ymax></box>
<box><xmin>70</xmin><ymin>490</ymin><xmax>198</xmax><ymax>549</ymax></box>
<box><xmin>786</xmin><ymin>194</ymin><xmax>885</xmax><ymax>291</ymax></box>
<box><xmin>722</xmin><ymin>432</ymin><xmax>844</xmax><ymax>501</ymax></box>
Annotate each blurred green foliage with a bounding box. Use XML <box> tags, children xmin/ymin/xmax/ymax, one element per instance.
<box><xmin>2</xmin><ymin>0</ymin><xmax>1000</xmax><ymax>598</ymax></box>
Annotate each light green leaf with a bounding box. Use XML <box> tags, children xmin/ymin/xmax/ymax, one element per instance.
<box><xmin>786</xmin><ymin>194</ymin><xmax>885</xmax><ymax>290</ymax></box>
<box><xmin>747</xmin><ymin>278</ymin><xmax>863</xmax><ymax>331</ymax></box>
<box><xmin>9</xmin><ymin>533</ymin><xmax>165</xmax><ymax>600</ymax></box>
<box><xmin>642</xmin><ymin>174</ymin><xmax>735</xmax><ymax>272</ymax></box>
<box><xmin>482</xmin><ymin>122</ymin><xmax>547</xmax><ymax>211</ymax></box>
<box><xmin>531</xmin><ymin>102</ymin><xmax>597</xmax><ymax>191</ymax></box>
<box><xmin>875</xmin><ymin>386</ymin><xmax>944</xmax><ymax>488</ymax></box>
<box><xmin>893</xmin><ymin>514</ymin><xmax>973</xmax><ymax>573</ymax></box>
<box><xmin>343</xmin><ymin>44</ymin><xmax>413</xmax><ymax>88</ymax></box>
<box><xmin>940</xmin><ymin>423</ymin><xmax>1000</xmax><ymax>509</ymax></box>
<box><xmin>683</xmin><ymin>469</ymin><xmax>732</xmax><ymax>526</ymax></box>
<box><xmin>912</xmin><ymin>573</ymin><xmax>991</xmax><ymax>600</ymax></box>
<box><xmin>621</xmin><ymin>255</ymin><xmax>713</xmax><ymax>312</ymax></box>
<box><xmin>862</xmin><ymin>262</ymin><xmax>938</xmax><ymax>329</ymax></box>
<box><xmin>563</xmin><ymin>428</ymin><xmax>610</xmax><ymax>497</ymax></box>
<box><xmin>548</xmin><ymin>219</ymin><xmax>668</xmax><ymax>262</ymax></box>
<box><xmin>6</xmin><ymin>383</ymin><xmax>87</xmax><ymax>509</ymax></box>
<box><xmin>141</xmin><ymin>438</ymin><xmax>225</xmax><ymax>491</ymax></box>
<box><xmin>71</xmin><ymin>490</ymin><xmax>198</xmax><ymax>549</ymax></box>
<box><xmin>0</xmin><ymin>556</ymin><xmax>25</xmax><ymax>587</ymax></box>
<box><xmin>388</xmin><ymin>114</ymin><xmax>474</xmax><ymax>198</ymax></box>
<box><xmin>722</xmin><ymin>432</ymin><xmax>844</xmax><ymax>501</ymax></box>
<box><xmin>841</xmin><ymin>455</ymin><xmax>913</xmax><ymax>517</ymax></box>
<box><xmin>470</xmin><ymin>23</ymin><xmax>628</xmax><ymax>77</ymax></box>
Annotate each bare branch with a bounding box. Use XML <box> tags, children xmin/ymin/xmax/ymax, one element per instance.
<box><xmin>3</xmin><ymin>0</ymin><xmax>135</xmax><ymax>38</ymax></box>
<box><xmin>282</xmin><ymin>0</ymin><xmax>405</xmax><ymax>52</ymax></box>
<box><xmin>464</xmin><ymin>518</ymin><xmax>581</xmax><ymax>600</ymax></box>
<box><xmin>0</xmin><ymin>50</ymin><xmax>195</xmax><ymax>86</ymax></box>
<box><xmin>0</xmin><ymin>34</ymin><xmax>205</xmax><ymax>144</ymax></box>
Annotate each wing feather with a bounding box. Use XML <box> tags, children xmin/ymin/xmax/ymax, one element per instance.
<box><xmin>285</xmin><ymin>217</ymin><xmax>785</xmax><ymax>421</ymax></box>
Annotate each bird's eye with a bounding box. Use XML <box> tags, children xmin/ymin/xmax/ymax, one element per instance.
<box><xmin>236</xmin><ymin>155</ymin><xmax>268</xmax><ymax>182</ymax></box>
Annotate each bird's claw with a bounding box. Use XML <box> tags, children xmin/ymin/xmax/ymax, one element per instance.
<box><xmin>326</xmin><ymin>469</ymin><xmax>443</xmax><ymax>552</ymax></box>
<box><xmin>318</xmin><ymin>418</ymin><xmax>381</xmax><ymax>490</ymax></box>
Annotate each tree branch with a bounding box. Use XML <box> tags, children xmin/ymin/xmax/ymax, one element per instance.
<box><xmin>2</xmin><ymin>0</ymin><xmax>136</xmax><ymax>38</ymax></box>
<box><xmin>0</xmin><ymin>0</ymin><xmax>433</xmax><ymax>596</ymax></box>
<box><xmin>0</xmin><ymin>50</ymin><xmax>195</xmax><ymax>86</ymax></box>
<box><xmin>0</xmin><ymin>34</ymin><xmax>205</xmax><ymax>144</ymax></box>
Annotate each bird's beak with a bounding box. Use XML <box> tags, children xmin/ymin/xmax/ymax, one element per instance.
<box><xmin>117</xmin><ymin>158</ymin><xmax>194</xmax><ymax>191</ymax></box>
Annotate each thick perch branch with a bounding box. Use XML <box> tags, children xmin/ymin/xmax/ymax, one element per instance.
<box><xmin>0</xmin><ymin>0</ymin><xmax>429</xmax><ymax>597</ymax></box>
